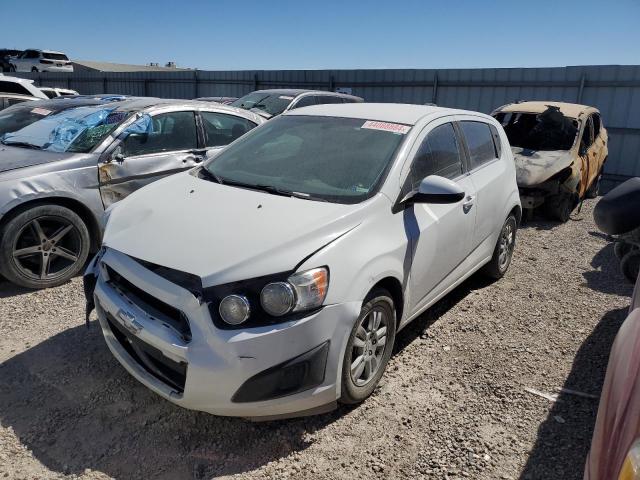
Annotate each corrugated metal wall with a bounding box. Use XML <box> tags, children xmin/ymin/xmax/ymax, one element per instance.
<box><xmin>13</xmin><ymin>65</ymin><xmax>640</xmax><ymax>184</ymax></box>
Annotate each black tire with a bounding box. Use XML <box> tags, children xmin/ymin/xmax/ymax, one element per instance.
<box><xmin>0</xmin><ymin>205</ymin><xmax>90</xmax><ymax>289</ymax></box>
<box><xmin>544</xmin><ymin>193</ymin><xmax>574</xmax><ymax>222</ymax></box>
<box><xmin>614</xmin><ymin>241</ymin><xmax>634</xmax><ymax>261</ymax></box>
<box><xmin>621</xmin><ymin>250</ymin><xmax>640</xmax><ymax>284</ymax></box>
<box><xmin>340</xmin><ymin>288</ymin><xmax>396</xmax><ymax>405</ymax></box>
<box><xmin>9</xmin><ymin>65</ymin><xmax>15</xmax><ymax>72</ymax></box>
<box><xmin>482</xmin><ymin>214</ymin><xmax>517</xmax><ymax>280</ymax></box>
<box><xmin>31</xmin><ymin>67</ymin><xmax>38</xmax><ymax>73</ymax></box>
<box><xmin>585</xmin><ymin>172</ymin><xmax>602</xmax><ymax>199</ymax></box>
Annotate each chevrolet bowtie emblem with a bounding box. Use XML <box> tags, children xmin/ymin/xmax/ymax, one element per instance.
<box><xmin>116</xmin><ymin>309</ymin><xmax>143</xmax><ymax>335</ymax></box>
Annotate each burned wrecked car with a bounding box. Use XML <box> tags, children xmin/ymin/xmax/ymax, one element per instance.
<box><xmin>0</xmin><ymin>98</ymin><xmax>264</xmax><ymax>289</ymax></box>
<box><xmin>492</xmin><ymin>101</ymin><xmax>607</xmax><ymax>221</ymax></box>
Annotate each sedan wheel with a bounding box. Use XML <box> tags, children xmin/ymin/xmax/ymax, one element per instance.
<box><xmin>0</xmin><ymin>205</ymin><xmax>90</xmax><ymax>289</ymax></box>
<box><xmin>350</xmin><ymin>309</ymin><xmax>389</xmax><ymax>386</ymax></box>
<box><xmin>341</xmin><ymin>288</ymin><xmax>396</xmax><ymax>404</ymax></box>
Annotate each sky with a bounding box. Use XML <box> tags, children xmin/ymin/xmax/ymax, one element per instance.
<box><xmin>1</xmin><ymin>0</ymin><xmax>639</xmax><ymax>70</ymax></box>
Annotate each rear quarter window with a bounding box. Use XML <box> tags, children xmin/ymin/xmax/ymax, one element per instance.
<box><xmin>459</xmin><ymin>121</ymin><xmax>498</xmax><ymax>169</ymax></box>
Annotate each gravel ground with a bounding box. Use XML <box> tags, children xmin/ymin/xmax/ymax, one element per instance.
<box><xmin>0</xmin><ymin>199</ymin><xmax>634</xmax><ymax>480</ymax></box>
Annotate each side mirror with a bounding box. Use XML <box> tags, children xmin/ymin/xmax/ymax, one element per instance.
<box><xmin>402</xmin><ymin>175</ymin><xmax>465</xmax><ymax>205</ymax></box>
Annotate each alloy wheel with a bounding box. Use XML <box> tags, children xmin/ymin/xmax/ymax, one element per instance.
<box><xmin>498</xmin><ymin>222</ymin><xmax>515</xmax><ymax>271</ymax></box>
<box><xmin>11</xmin><ymin>216</ymin><xmax>82</xmax><ymax>281</ymax></box>
<box><xmin>350</xmin><ymin>308</ymin><xmax>389</xmax><ymax>386</ymax></box>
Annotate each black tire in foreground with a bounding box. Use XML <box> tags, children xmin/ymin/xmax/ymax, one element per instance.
<box><xmin>482</xmin><ymin>214</ymin><xmax>517</xmax><ymax>280</ymax></box>
<box><xmin>340</xmin><ymin>288</ymin><xmax>397</xmax><ymax>404</ymax></box>
<box><xmin>0</xmin><ymin>205</ymin><xmax>90</xmax><ymax>289</ymax></box>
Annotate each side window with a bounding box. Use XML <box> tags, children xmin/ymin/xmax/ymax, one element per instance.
<box><xmin>592</xmin><ymin>114</ymin><xmax>601</xmax><ymax>139</ymax></box>
<box><xmin>201</xmin><ymin>111</ymin><xmax>257</xmax><ymax>147</ymax></box>
<box><xmin>316</xmin><ymin>95</ymin><xmax>342</xmax><ymax>105</ymax></box>
<box><xmin>489</xmin><ymin>124</ymin><xmax>502</xmax><ymax>158</ymax></box>
<box><xmin>409</xmin><ymin>123</ymin><xmax>464</xmax><ymax>189</ymax></box>
<box><xmin>6</xmin><ymin>97</ymin><xmax>30</xmax><ymax>107</ymax></box>
<box><xmin>122</xmin><ymin>111</ymin><xmax>197</xmax><ymax>157</ymax></box>
<box><xmin>26</xmin><ymin>50</ymin><xmax>39</xmax><ymax>59</ymax></box>
<box><xmin>291</xmin><ymin>96</ymin><xmax>316</xmax><ymax>109</ymax></box>
<box><xmin>581</xmin><ymin>116</ymin><xmax>594</xmax><ymax>150</ymax></box>
<box><xmin>459</xmin><ymin>121</ymin><xmax>498</xmax><ymax>169</ymax></box>
<box><xmin>0</xmin><ymin>81</ymin><xmax>31</xmax><ymax>95</ymax></box>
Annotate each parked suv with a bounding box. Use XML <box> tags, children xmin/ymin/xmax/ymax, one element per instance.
<box><xmin>9</xmin><ymin>49</ymin><xmax>73</xmax><ymax>73</ymax></box>
<box><xmin>231</xmin><ymin>89</ymin><xmax>363</xmax><ymax>119</ymax></box>
<box><xmin>0</xmin><ymin>98</ymin><xmax>264</xmax><ymax>289</ymax></box>
<box><xmin>86</xmin><ymin>103</ymin><xmax>521</xmax><ymax>418</ymax></box>
<box><xmin>492</xmin><ymin>101</ymin><xmax>608</xmax><ymax>221</ymax></box>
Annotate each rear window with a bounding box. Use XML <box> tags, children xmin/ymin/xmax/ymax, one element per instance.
<box><xmin>0</xmin><ymin>81</ymin><xmax>31</xmax><ymax>96</ymax></box>
<box><xmin>43</xmin><ymin>52</ymin><xmax>69</xmax><ymax>61</ymax></box>
<box><xmin>42</xmin><ymin>90</ymin><xmax>57</xmax><ymax>99</ymax></box>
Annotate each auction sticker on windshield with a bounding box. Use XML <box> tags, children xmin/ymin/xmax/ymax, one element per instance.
<box><xmin>361</xmin><ymin>120</ymin><xmax>411</xmax><ymax>135</ymax></box>
<box><xmin>31</xmin><ymin>108</ymin><xmax>52</xmax><ymax>116</ymax></box>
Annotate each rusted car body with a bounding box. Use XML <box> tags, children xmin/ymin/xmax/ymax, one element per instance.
<box><xmin>0</xmin><ymin>98</ymin><xmax>264</xmax><ymax>288</ymax></box>
<box><xmin>492</xmin><ymin>101</ymin><xmax>608</xmax><ymax>221</ymax></box>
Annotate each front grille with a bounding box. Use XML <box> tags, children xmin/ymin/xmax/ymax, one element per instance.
<box><xmin>106</xmin><ymin>311</ymin><xmax>187</xmax><ymax>393</ymax></box>
<box><xmin>105</xmin><ymin>264</ymin><xmax>191</xmax><ymax>341</ymax></box>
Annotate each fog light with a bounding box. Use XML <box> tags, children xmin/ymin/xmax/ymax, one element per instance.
<box><xmin>261</xmin><ymin>282</ymin><xmax>295</xmax><ymax>316</ymax></box>
<box><xmin>219</xmin><ymin>294</ymin><xmax>250</xmax><ymax>325</ymax></box>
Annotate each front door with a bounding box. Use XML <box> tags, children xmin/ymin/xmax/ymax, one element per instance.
<box><xmin>98</xmin><ymin>110</ymin><xmax>204</xmax><ymax>208</ymax></box>
<box><xmin>405</xmin><ymin>120</ymin><xmax>477</xmax><ymax>314</ymax></box>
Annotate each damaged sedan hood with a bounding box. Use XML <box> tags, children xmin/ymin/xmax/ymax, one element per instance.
<box><xmin>511</xmin><ymin>147</ymin><xmax>574</xmax><ymax>187</ymax></box>
<box><xmin>0</xmin><ymin>144</ymin><xmax>76</xmax><ymax>173</ymax></box>
<box><xmin>103</xmin><ymin>171</ymin><xmax>373</xmax><ymax>287</ymax></box>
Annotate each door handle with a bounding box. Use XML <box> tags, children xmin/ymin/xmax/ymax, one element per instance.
<box><xmin>463</xmin><ymin>195</ymin><xmax>475</xmax><ymax>214</ymax></box>
<box><xmin>182</xmin><ymin>156</ymin><xmax>203</xmax><ymax>164</ymax></box>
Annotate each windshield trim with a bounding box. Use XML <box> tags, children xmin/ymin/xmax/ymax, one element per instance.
<box><xmin>203</xmin><ymin>114</ymin><xmax>412</xmax><ymax>205</ymax></box>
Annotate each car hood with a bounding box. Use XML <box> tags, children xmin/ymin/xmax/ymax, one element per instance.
<box><xmin>511</xmin><ymin>147</ymin><xmax>575</xmax><ymax>187</ymax></box>
<box><xmin>0</xmin><ymin>144</ymin><xmax>76</xmax><ymax>173</ymax></box>
<box><xmin>103</xmin><ymin>171</ymin><xmax>376</xmax><ymax>287</ymax></box>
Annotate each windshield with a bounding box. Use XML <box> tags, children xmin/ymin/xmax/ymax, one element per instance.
<box><xmin>231</xmin><ymin>92</ymin><xmax>294</xmax><ymax>117</ymax></box>
<box><xmin>494</xmin><ymin>106</ymin><xmax>578</xmax><ymax>151</ymax></box>
<box><xmin>0</xmin><ymin>105</ymin><xmax>130</xmax><ymax>153</ymax></box>
<box><xmin>204</xmin><ymin>116</ymin><xmax>408</xmax><ymax>204</ymax></box>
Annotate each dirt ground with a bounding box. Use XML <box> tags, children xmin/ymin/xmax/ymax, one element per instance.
<box><xmin>0</xmin><ymin>199</ymin><xmax>634</xmax><ymax>480</ymax></box>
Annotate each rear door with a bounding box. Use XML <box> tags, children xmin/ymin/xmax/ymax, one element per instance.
<box><xmin>457</xmin><ymin>118</ymin><xmax>508</xmax><ymax>258</ymax></box>
<box><xmin>199</xmin><ymin>109</ymin><xmax>258</xmax><ymax>157</ymax></box>
<box><xmin>98</xmin><ymin>109</ymin><xmax>203</xmax><ymax>207</ymax></box>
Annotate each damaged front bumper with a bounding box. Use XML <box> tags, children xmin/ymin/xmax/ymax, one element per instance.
<box><xmin>85</xmin><ymin>248</ymin><xmax>358</xmax><ymax>418</ymax></box>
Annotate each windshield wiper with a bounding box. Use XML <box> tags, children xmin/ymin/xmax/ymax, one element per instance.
<box><xmin>1</xmin><ymin>140</ymin><xmax>42</xmax><ymax>150</ymax></box>
<box><xmin>199</xmin><ymin>167</ymin><xmax>224</xmax><ymax>184</ymax></box>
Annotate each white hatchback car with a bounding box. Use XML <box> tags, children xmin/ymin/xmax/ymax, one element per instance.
<box><xmin>85</xmin><ymin>103</ymin><xmax>521</xmax><ymax>418</ymax></box>
<box><xmin>9</xmin><ymin>49</ymin><xmax>73</xmax><ymax>73</ymax></box>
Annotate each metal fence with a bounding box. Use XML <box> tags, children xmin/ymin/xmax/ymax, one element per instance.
<box><xmin>13</xmin><ymin>65</ymin><xmax>640</xmax><ymax>187</ymax></box>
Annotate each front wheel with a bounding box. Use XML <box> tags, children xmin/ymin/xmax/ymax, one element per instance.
<box><xmin>482</xmin><ymin>214</ymin><xmax>517</xmax><ymax>279</ymax></box>
<box><xmin>9</xmin><ymin>65</ymin><xmax>15</xmax><ymax>72</ymax></box>
<box><xmin>0</xmin><ymin>205</ymin><xmax>91</xmax><ymax>289</ymax></box>
<box><xmin>340</xmin><ymin>288</ymin><xmax>396</xmax><ymax>404</ymax></box>
<box><xmin>31</xmin><ymin>67</ymin><xmax>38</xmax><ymax>73</ymax></box>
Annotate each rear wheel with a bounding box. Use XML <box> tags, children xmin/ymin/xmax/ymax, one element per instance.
<box><xmin>340</xmin><ymin>288</ymin><xmax>396</xmax><ymax>404</ymax></box>
<box><xmin>482</xmin><ymin>214</ymin><xmax>517</xmax><ymax>279</ymax></box>
<box><xmin>31</xmin><ymin>67</ymin><xmax>38</xmax><ymax>73</ymax></box>
<box><xmin>621</xmin><ymin>250</ymin><xmax>640</xmax><ymax>284</ymax></box>
<box><xmin>9</xmin><ymin>65</ymin><xmax>15</xmax><ymax>72</ymax></box>
<box><xmin>0</xmin><ymin>205</ymin><xmax>90</xmax><ymax>289</ymax></box>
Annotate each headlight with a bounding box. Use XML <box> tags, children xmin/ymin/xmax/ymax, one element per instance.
<box><xmin>261</xmin><ymin>282</ymin><xmax>295</xmax><ymax>316</ymax></box>
<box><xmin>260</xmin><ymin>267</ymin><xmax>329</xmax><ymax>317</ymax></box>
<box><xmin>619</xmin><ymin>439</ymin><xmax>640</xmax><ymax>480</ymax></box>
<box><xmin>219</xmin><ymin>294</ymin><xmax>250</xmax><ymax>325</ymax></box>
